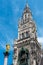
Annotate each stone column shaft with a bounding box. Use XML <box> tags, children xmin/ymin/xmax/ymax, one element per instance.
<box><xmin>4</xmin><ymin>52</ymin><xmax>10</xmax><ymax>65</ymax></box>
<box><xmin>4</xmin><ymin>56</ymin><xmax>8</xmax><ymax>65</ymax></box>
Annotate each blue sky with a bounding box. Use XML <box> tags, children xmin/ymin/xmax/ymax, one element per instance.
<box><xmin>0</xmin><ymin>0</ymin><xmax>43</xmax><ymax>65</ymax></box>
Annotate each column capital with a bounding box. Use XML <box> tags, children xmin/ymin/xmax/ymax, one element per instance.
<box><xmin>3</xmin><ymin>52</ymin><xmax>10</xmax><ymax>57</ymax></box>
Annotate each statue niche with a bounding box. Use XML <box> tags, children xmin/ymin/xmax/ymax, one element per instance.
<box><xmin>18</xmin><ymin>47</ymin><xmax>30</xmax><ymax>65</ymax></box>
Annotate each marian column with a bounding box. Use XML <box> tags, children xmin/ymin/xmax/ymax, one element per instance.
<box><xmin>3</xmin><ymin>44</ymin><xmax>10</xmax><ymax>65</ymax></box>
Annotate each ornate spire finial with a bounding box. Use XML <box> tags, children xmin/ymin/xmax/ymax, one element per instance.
<box><xmin>26</xmin><ymin>0</ymin><xmax>28</xmax><ymax>7</ymax></box>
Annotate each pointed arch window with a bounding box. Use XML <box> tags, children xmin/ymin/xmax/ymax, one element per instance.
<box><xmin>22</xmin><ymin>33</ymin><xmax>25</xmax><ymax>39</ymax></box>
<box><xmin>26</xmin><ymin>31</ymin><xmax>29</xmax><ymax>37</ymax></box>
<box><xmin>19</xmin><ymin>34</ymin><xmax>22</xmax><ymax>39</ymax></box>
<box><xmin>24</xmin><ymin>14</ymin><xmax>27</xmax><ymax>21</ymax></box>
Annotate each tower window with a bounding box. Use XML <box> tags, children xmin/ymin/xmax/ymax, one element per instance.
<box><xmin>26</xmin><ymin>32</ymin><xmax>28</xmax><ymax>37</ymax></box>
<box><xmin>25</xmin><ymin>15</ymin><xmax>26</xmax><ymax>18</ymax></box>
<box><xmin>22</xmin><ymin>33</ymin><xmax>25</xmax><ymax>38</ymax></box>
<box><xmin>26</xmin><ymin>31</ymin><xmax>30</xmax><ymax>37</ymax></box>
<box><xmin>19</xmin><ymin>34</ymin><xmax>22</xmax><ymax>39</ymax></box>
<box><xmin>25</xmin><ymin>14</ymin><xmax>27</xmax><ymax>21</ymax></box>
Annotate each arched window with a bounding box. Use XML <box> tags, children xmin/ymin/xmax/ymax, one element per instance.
<box><xmin>23</xmin><ymin>14</ymin><xmax>26</xmax><ymax>21</ymax></box>
<box><xmin>19</xmin><ymin>34</ymin><xmax>22</xmax><ymax>39</ymax></box>
<box><xmin>22</xmin><ymin>33</ymin><xmax>25</xmax><ymax>39</ymax></box>
<box><xmin>26</xmin><ymin>31</ymin><xmax>30</xmax><ymax>38</ymax></box>
<box><xmin>26</xmin><ymin>31</ymin><xmax>28</xmax><ymax>37</ymax></box>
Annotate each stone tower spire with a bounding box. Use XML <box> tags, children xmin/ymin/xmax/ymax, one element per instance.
<box><xmin>18</xmin><ymin>0</ymin><xmax>33</xmax><ymax>40</ymax></box>
<box><xmin>13</xmin><ymin>1</ymin><xmax>41</xmax><ymax>65</ymax></box>
<box><xmin>20</xmin><ymin>0</ymin><xmax>32</xmax><ymax>24</ymax></box>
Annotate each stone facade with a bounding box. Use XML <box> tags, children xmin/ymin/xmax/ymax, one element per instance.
<box><xmin>13</xmin><ymin>2</ymin><xmax>41</xmax><ymax>65</ymax></box>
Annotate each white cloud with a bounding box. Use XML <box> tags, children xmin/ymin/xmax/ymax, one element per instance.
<box><xmin>37</xmin><ymin>26</ymin><xmax>43</xmax><ymax>37</ymax></box>
<box><xmin>37</xmin><ymin>37</ymin><xmax>43</xmax><ymax>48</ymax></box>
<box><xmin>38</xmin><ymin>37</ymin><xmax>43</xmax><ymax>43</ymax></box>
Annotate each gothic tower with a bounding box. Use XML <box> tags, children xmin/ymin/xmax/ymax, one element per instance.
<box><xmin>13</xmin><ymin>1</ymin><xmax>41</xmax><ymax>65</ymax></box>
